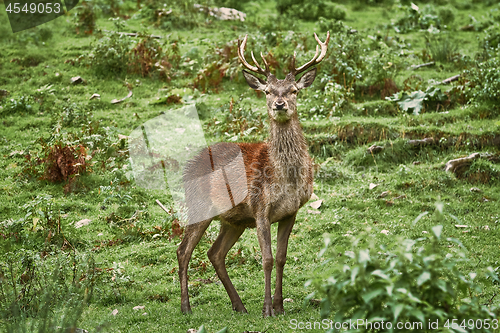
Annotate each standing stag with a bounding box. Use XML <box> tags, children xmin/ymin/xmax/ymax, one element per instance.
<box><xmin>177</xmin><ymin>32</ymin><xmax>330</xmax><ymax>317</ymax></box>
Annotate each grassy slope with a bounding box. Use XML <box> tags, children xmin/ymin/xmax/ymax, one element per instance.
<box><xmin>1</xmin><ymin>1</ymin><xmax>500</xmax><ymax>332</ymax></box>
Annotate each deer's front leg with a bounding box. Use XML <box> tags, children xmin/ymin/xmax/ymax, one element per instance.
<box><xmin>273</xmin><ymin>214</ymin><xmax>296</xmax><ymax>314</ymax></box>
<box><xmin>256</xmin><ymin>217</ymin><xmax>274</xmax><ymax>317</ymax></box>
<box><xmin>177</xmin><ymin>219</ymin><xmax>212</xmax><ymax>314</ymax></box>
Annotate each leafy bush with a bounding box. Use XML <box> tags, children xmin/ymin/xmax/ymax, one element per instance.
<box><xmin>0</xmin><ymin>95</ymin><xmax>36</xmax><ymax>115</ymax></box>
<box><xmin>276</xmin><ymin>0</ymin><xmax>346</xmax><ymax>21</ymax></box>
<box><xmin>83</xmin><ymin>32</ymin><xmax>180</xmax><ymax>78</ymax></box>
<box><xmin>85</xmin><ymin>32</ymin><xmax>132</xmax><ymax>76</ymax></box>
<box><xmin>307</xmin><ymin>204</ymin><xmax>499</xmax><ymax>332</ymax></box>
<box><xmin>394</xmin><ymin>3</ymin><xmax>454</xmax><ymax>33</ymax></box>
<box><xmin>73</xmin><ymin>0</ymin><xmax>97</xmax><ymax>35</ymax></box>
<box><xmin>205</xmin><ymin>98</ymin><xmax>266</xmax><ymax>141</ymax></box>
<box><xmin>464</xmin><ymin>56</ymin><xmax>500</xmax><ymax>104</ymax></box>
<box><xmin>133</xmin><ymin>0</ymin><xmax>202</xmax><ymax>30</ymax></box>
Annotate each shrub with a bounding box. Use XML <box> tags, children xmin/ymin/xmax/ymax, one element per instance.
<box><xmin>83</xmin><ymin>32</ymin><xmax>180</xmax><ymax>78</ymax></box>
<box><xmin>73</xmin><ymin>0</ymin><xmax>97</xmax><ymax>35</ymax></box>
<box><xmin>0</xmin><ymin>95</ymin><xmax>36</xmax><ymax>115</ymax></box>
<box><xmin>276</xmin><ymin>0</ymin><xmax>346</xmax><ymax>21</ymax></box>
<box><xmin>306</xmin><ymin>204</ymin><xmax>499</xmax><ymax>331</ymax></box>
<box><xmin>85</xmin><ymin>32</ymin><xmax>131</xmax><ymax>76</ymax></box>
<box><xmin>465</xmin><ymin>56</ymin><xmax>500</xmax><ymax>104</ymax></box>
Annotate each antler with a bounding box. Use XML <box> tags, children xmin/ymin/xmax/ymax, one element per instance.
<box><xmin>237</xmin><ymin>35</ymin><xmax>271</xmax><ymax>78</ymax></box>
<box><xmin>291</xmin><ymin>31</ymin><xmax>330</xmax><ymax>77</ymax></box>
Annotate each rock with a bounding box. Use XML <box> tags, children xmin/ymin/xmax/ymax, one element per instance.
<box><xmin>75</xmin><ymin>219</ymin><xmax>91</xmax><ymax>228</ymax></box>
<box><xmin>367</xmin><ymin>145</ymin><xmax>384</xmax><ymax>154</ymax></box>
<box><xmin>71</xmin><ymin>76</ymin><xmax>85</xmax><ymax>84</ymax></box>
<box><xmin>309</xmin><ymin>199</ymin><xmax>322</xmax><ymax>209</ymax></box>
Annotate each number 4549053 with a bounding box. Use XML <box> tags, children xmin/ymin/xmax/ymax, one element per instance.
<box><xmin>444</xmin><ymin>319</ymin><xmax>499</xmax><ymax>330</ymax></box>
<box><xmin>5</xmin><ymin>2</ymin><xmax>62</xmax><ymax>14</ymax></box>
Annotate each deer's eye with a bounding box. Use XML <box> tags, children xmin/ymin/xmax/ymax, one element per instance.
<box><xmin>291</xmin><ymin>90</ymin><xmax>298</xmax><ymax>95</ymax></box>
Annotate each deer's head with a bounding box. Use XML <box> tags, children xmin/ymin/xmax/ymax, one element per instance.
<box><xmin>238</xmin><ymin>32</ymin><xmax>330</xmax><ymax>123</ymax></box>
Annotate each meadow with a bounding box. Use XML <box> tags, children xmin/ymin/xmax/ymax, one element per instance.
<box><xmin>1</xmin><ymin>0</ymin><xmax>500</xmax><ymax>332</ymax></box>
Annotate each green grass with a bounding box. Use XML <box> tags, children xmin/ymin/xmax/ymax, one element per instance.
<box><xmin>1</xmin><ymin>0</ymin><xmax>500</xmax><ymax>332</ymax></box>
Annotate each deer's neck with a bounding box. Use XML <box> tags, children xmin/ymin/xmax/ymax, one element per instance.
<box><xmin>268</xmin><ymin>117</ymin><xmax>309</xmax><ymax>184</ymax></box>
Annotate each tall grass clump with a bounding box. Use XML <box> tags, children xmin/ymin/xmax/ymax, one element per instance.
<box><xmin>0</xmin><ymin>251</ymin><xmax>100</xmax><ymax>332</ymax></box>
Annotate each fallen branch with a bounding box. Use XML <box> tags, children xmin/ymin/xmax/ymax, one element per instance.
<box><xmin>445</xmin><ymin>153</ymin><xmax>480</xmax><ymax>173</ymax></box>
<box><xmin>410</xmin><ymin>61</ymin><xmax>435</xmax><ymax>70</ymax></box>
<box><xmin>407</xmin><ymin>137</ymin><xmax>435</xmax><ymax>146</ymax></box>
<box><xmin>156</xmin><ymin>199</ymin><xmax>170</xmax><ymax>214</ymax></box>
<box><xmin>111</xmin><ymin>88</ymin><xmax>133</xmax><ymax>104</ymax></box>
<box><xmin>442</xmin><ymin>74</ymin><xmax>460</xmax><ymax>85</ymax></box>
<box><xmin>102</xmin><ymin>30</ymin><xmax>161</xmax><ymax>39</ymax></box>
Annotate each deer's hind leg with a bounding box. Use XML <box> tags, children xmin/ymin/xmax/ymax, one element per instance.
<box><xmin>177</xmin><ymin>218</ymin><xmax>212</xmax><ymax>314</ymax></box>
<box><xmin>207</xmin><ymin>221</ymin><xmax>247</xmax><ymax>313</ymax></box>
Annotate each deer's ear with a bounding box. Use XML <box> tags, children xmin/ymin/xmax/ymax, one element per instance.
<box><xmin>296</xmin><ymin>68</ymin><xmax>317</xmax><ymax>90</ymax></box>
<box><xmin>242</xmin><ymin>70</ymin><xmax>267</xmax><ymax>91</ymax></box>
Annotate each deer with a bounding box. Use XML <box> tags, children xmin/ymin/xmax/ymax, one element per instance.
<box><xmin>177</xmin><ymin>31</ymin><xmax>330</xmax><ymax>317</ymax></box>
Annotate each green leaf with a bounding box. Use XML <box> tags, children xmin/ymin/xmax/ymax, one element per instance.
<box><xmin>197</xmin><ymin>325</ymin><xmax>207</xmax><ymax>333</ymax></box>
<box><xmin>412</xmin><ymin>211</ymin><xmax>429</xmax><ymax>226</ymax></box>
<box><xmin>397</xmin><ymin>90</ymin><xmax>426</xmax><ymax>115</ymax></box>
<box><xmin>359</xmin><ymin>249</ymin><xmax>370</xmax><ymax>265</ymax></box>
<box><xmin>410</xmin><ymin>309</ymin><xmax>425</xmax><ymax>323</ymax></box>
<box><xmin>303</xmin><ymin>292</ymin><xmax>316</xmax><ymax>307</ymax></box>
<box><xmin>351</xmin><ymin>266</ymin><xmax>360</xmax><ymax>283</ymax></box>
<box><xmin>393</xmin><ymin>304</ymin><xmax>404</xmax><ymax>321</ymax></box>
<box><xmin>417</xmin><ymin>271</ymin><xmax>431</xmax><ymax>286</ymax></box>
<box><xmin>320</xmin><ymin>298</ymin><xmax>331</xmax><ymax>318</ymax></box>
<box><xmin>362</xmin><ymin>289</ymin><xmax>384</xmax><ymax>303</ymax></box>
<box><xmin>215</xmin><ymin>328</ymin><xmax>228</xmax><ymax>333</ymax></box>
<box><xmin>432</xmin><ymin>225</ymin><xmax>443</xmax><ymax>240</ymax></box>
<box><xmin>386</xmin><ymin>284</ymin><xmax>394</xmax><ymax>296</ymax></box>
<box><xmin>372</xmin><ymin>270</ymin><xmax>390</xmax><ymax>280</ymax></box>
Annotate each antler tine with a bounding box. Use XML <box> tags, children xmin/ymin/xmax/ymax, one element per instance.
<box><xmin>260</xmin><ymin>52</ymin><xmax>271</xmax><ymax>74</ymax></box>
<box><xmin>292</xmin><ymin>31</ymin><xmax>330</xmax><ymax>77</ymax></box>
<box><xmin>237</xmin><ymin>34</ymin><xmax>271</xmax><ymax>78</ymax></box>
<box><xmin>314</xmin><ymin>31</ymin><xmax>330</xmax><ymax>63</ymax></box>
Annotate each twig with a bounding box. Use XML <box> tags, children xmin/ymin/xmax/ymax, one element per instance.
<box><xmin>410</xmin><ymin>61</ymin><xmax>435</xmax><ymax>70</ymax></box>
<box><xmin>442</xmin><ymin>74</ymin><xmax>460</xmax><ymax>84</ymax></box>
<box><xmin>156</xmin><ymin>199</ymin><xmax>170</xmax><ymax>214</ymax></box>
<box><xmin>111</xmin><ymin>88</ymin><xmax>133</xmax><ymax>104</ymax></box>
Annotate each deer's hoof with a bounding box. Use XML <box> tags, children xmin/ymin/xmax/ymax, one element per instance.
<box><xmin>273</xmin><ymin>306</ymin><xmax>285</xmax><ymax>315</ymax></box>
<box><xmin>233</xmin><ymin>304</ymin><xmax>248</xmax><ymax>313</ymax></box>
<box><xmin>181</xmin><ymin>304</ymin><xmax>192</xmax><ymax>314</ymax></box>
<box><xmin>262</xmin><ymin>306</ymin><xmax>274</xmax><ymax>318</ymax></box>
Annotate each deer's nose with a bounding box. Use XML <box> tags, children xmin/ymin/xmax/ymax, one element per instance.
<box><xmin>275</xmin><ymin>100</ymin><xmax>286</xmax><ymax>110</ymax></box>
